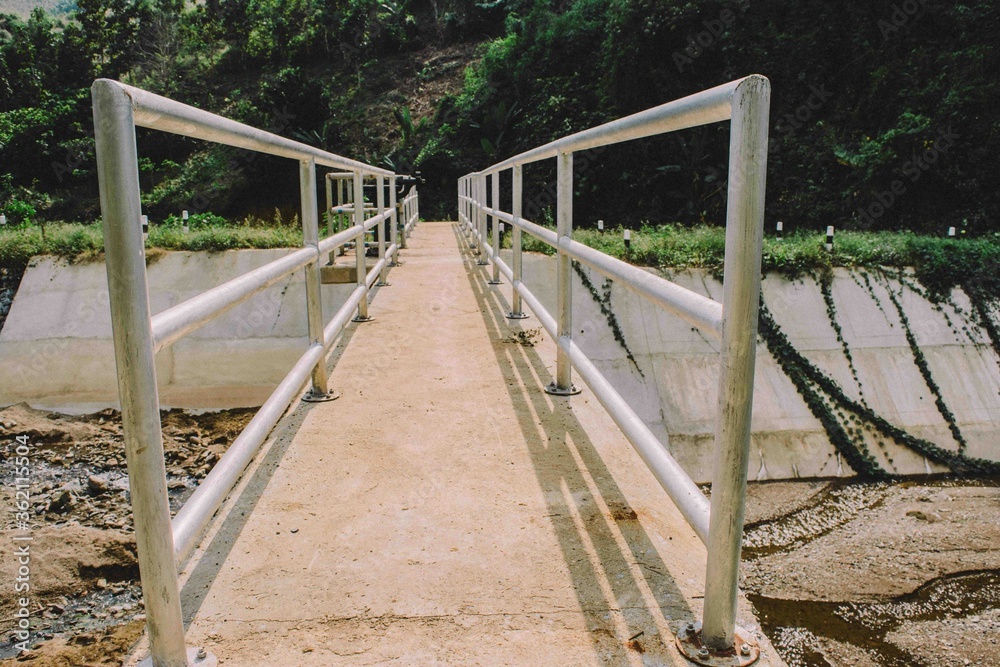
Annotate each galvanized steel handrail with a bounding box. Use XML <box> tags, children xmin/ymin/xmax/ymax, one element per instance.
<box><xmin>92</xmin><ymin>78</ymin><xmax>417</xmax><ymax>667</ymax></box>
<box><xmin>118</xmin><ymin>81</ymin><xmax>393</xmax><ymax>176</ymax></box>
<box><xmin>478</xmin><ymin>79</ymin><xmax>741</xmax><ymax>176</ymax></box>
<box><xmin>458</xmin><ymin>74</ymin><xmax>770</xmax><ymax>658</ymax></box>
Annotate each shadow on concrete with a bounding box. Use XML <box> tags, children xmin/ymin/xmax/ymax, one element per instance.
<box><xmin>177</xmin><ymin>280</ymin><xmax>389</xmax><ymax>625</ymax></box>
<box><xmin>452</xmin><ymin>222</ymin><xmax>694</xmax><ymax>662</ymax></box>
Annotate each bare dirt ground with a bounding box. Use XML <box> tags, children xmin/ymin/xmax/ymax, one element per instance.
<box><xmin>743</xmin><ymin>478</ymin><xmax>1000</xmax><ymax>667</ymax></box>
<box><xmin>0</xmin><ymin>404</ymin><xmax>253</xmax><ymax>665</ymax></box>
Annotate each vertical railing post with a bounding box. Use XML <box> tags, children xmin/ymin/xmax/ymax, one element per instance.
<box><xmin>488</xmin><ymin>171</ymin><xmax>502</xmax><ymax>284</ymax></box>
<box><xmin>469</xmin><ymin>178</ymin><xmax>477</xmax><ymax>245</ymax></box>
<box><xmin>700</xmin><ymin>75</ymin><xmax>771</xmax><ymax>655</ymax></box>
<box><xmin>324</xmin><ymin>173</ymin><xmax>333</xmax><ymax>264</ymax></box>
<box><xmin>476</xmin><ymin>174</ymin><xmax>489</xmax><ymax>265</ymax></box>
<box><xmin>376</xmin><ymin>174</ymin><xmax>389</xmax><ymax>286</ymax></box>
<box><xmin>458</xmin><ymin>176</ymin><xmax>471</xmax><ymax>238</ymax></box>
<box><xmin>389</xmin><ymin>175</ymin><xmax>399</xmax><ymax>266</ymax></box>
<box><xmin>399</xmin><ymin>187</ymin><xmax>408</xmax><ymax>251</ymax></box>
<box><xmin>545</xmin><ymin>151</ymin><xmax>580</xmax><ymax>396</ymax></box>
<box><xmin>465</xmin><ymin>178</ymin><xmax>471</xmax><ymax>236</ymax></box>
<box><xmin>353</xmin><ymin>171</ymin><xmax>373</xmax><ymax>322</ymax></box>
<box><xmin>508</xmin><ymin>164</ymin><xmax>528</xmax><ymax>320</ymax></box>
<box><xmin>92</xmin><ymin>80</ymin><xmax>196</xmax><ymax>667</ymax></box>
<box><xmin>300</xmin><ymin>159</ymin><xmax>334</xmax><ymax>401</ymax></box>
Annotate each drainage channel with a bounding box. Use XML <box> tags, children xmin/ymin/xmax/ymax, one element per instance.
<box><xmin>741</xmin><ymin>476</ymin><xmax>1000</xmax><ymax>666</ymax></box>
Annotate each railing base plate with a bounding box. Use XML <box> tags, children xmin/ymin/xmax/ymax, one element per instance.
<box><xmin>488</xmin><ymin>279</ymin><xmax>503</xmax><ymax>285</ymax></box>
<box><xmin>544</xmin><ymin>382</ymin><xmax>581</xmax><ymax>396</ymax></box>
<box><xmin>139</xmin><ymin>647</ymin><xmax>218</xmax><ymax>667</ymax></box>
<box><xmin>353</xmin><ymin>315</ymin><xmax>375</xmax><ymax>323</ymax></box>
<box><xmin>507</xmin><ymin>311</ymin><xmax>530</xmax><ymax>320</ymax></box>
<box><xmin>302</xmin><ymin>389</ymin><xmax>340</xmax><ymax>403</ymax></box>
<box><xmin>675</xmin><ymin>622</ymin><xmax>760</xmax><ymax>666</ymax></box>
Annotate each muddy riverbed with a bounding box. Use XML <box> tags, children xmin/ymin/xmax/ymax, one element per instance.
<box><xmin>743</xmin><ymin>478</ymin><xmax>1000</xmax><ymax>667</ymax></box>
<box><xmin>1</xmin><ymin>403</ymin><xmax>997</xmax><ymax>665</ymax></box>
<box><xmin>0</xmin><ymin>403</ymin><xmax>252</xmax><ymax>665</ymax></box>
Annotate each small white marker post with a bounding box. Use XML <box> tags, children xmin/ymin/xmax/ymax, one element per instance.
<box><xmin>776</xmin><ymin>220</ymin><xmax>783</xmax><ymax>241</ymax></box>
<box><xmin>597</xmin><ymin>219</ymin><xmax>604</xmax><ymax>231</ymax></box>
<box><xmin>182</xmin><ymin>210</ymin><xmax>189</xmax><ymax>234</ymax></box>
<box><xmin>624</xmin><ymin>228</ymin><xmax>632</xmax><ymax>253</ymax></box>
<box><xmin>141</xmin><ymin>214</ymin><xmax>149</xmax><ymax>242</ymax></box>
<box><xmin>825</xmin><ymin>225</ymin><xmax>834</xmax><ymax>252</ymax></box>
<box><xmin>0</xmin><ymin>214</ymin><xmax>6</xmax><ymax>226</ymax></box>
<box><xmin>947</xmin><ymin>226</ymin><xmax>956</xmax><ymax>237</ymax></box>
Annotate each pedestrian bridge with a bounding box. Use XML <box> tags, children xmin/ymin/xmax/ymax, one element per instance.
<box><xmin>90</xmin><ymin>77</ymin><xmax>779</xmax><ymax>666</ymax></box>
<box><xmin>169</xmin><ymin>221</ymin><xmax>777</xmax><ymax>666</ymax></box>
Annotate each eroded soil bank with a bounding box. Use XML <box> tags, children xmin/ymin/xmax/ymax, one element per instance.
<box><xmin>743</xmin><ymin>478</ymin><xmax>1000</xmax><ymax>667</ymax></box>
<box><xmin>0</xmin><ymin>404</ymin><xmax>253</xmax><ymax>665</ymax></box>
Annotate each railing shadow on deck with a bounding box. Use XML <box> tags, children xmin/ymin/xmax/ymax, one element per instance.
<box><xmin>176</xmin><ymin>285</ymin><xmax>385</xmax><ymax>625</ymax></box>
<box><xmin>452</xmin><ymin>222</ymin><xmax>695</xmax><ymax>663</ymax></box>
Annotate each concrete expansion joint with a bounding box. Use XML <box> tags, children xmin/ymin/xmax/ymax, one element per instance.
<box><xmin>226</xmin><ymin>606</ymin><xmax>669</xmax><ymax>626</ymax></box>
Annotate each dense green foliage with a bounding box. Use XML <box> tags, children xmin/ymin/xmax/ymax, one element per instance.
<box><xmin>1</xmin><ymin>0</ymin><xmax>999</xmax><ymax>235</ymax></box>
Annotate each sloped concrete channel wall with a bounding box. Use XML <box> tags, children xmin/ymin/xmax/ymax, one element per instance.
<box><xmin>0</xmin><ymin>249</ymin><xmax>360</xmax><ymax>410</ymax></box>
<box><xmin>1</xmin><ymin>247</ymin><xmax>998</xmax><ymax>481</ymax></box>
<box><xmin>508</xmin><ymin>252</ymin><xmax>999</xmax><ymax>482</ymax></box>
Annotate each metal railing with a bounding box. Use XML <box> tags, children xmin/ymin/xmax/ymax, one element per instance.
<box><xmin>91</xmin><ymin>79</ymin><xmax>419</xmax><ymax>667</ymax></box>
<box><xmin>458</xmin><ymin>75</ymin><xmax>770</xmax><ymax>663</ymax></box>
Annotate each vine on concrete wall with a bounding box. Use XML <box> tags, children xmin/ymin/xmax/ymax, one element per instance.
<box><xmin>819</xmin><ymin>273</ymin><xmax>869</xmax><ymax>409</ymax></box>
<box><xmin>895</xmin><ymin>272</ymin><xmax>981</xmax><ymax>345</ymax></box>
<box><xmin>759</xmin><ymin>301</ymin><xmax>1000</xmax><ymax>478</ymax></box>
<box><xmin>857</xmin><ymin>271</ymin><xmax>892</xmax><ymax>323</ymax></box>
<box><xmin>758</xmin><ymin>303</ymin><xmax>887</xmax><ymax>478</ymax></box>
<box><xmin>882</xmin><ymin>278</ymin><xmax>970</xmax><ymax>456</ymax></box>
<box><xmin>572</xmin><ymin>261</ymin><xmax>644</xmax><ymax>377</ymax></box>
<box><xmin>964</xmin><ymin>282</ymin><xmax>1000</xmax><ymax>364</ymax></box>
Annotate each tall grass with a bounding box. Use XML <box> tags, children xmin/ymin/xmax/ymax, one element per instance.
<box><xmin>0</xmin><ymin>220</ymin><xmax>303</xmax><ymax>273</ymax></box>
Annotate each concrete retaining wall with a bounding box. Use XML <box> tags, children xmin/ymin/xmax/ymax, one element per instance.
<box><xmin>0</xmin><ymin>250</ymin><xmax>360</xmax><ymax>410</ymax></box>
<box><xmin>509</xmin><ymin>251</ymin><xmax>1000</xmax><ymax>482</ymax></box>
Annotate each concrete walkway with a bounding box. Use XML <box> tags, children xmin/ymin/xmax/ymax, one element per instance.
<box><xmin>177</xmin><ymin>222</ymin><xmax>783</xmax><ymax>666</ymax></box>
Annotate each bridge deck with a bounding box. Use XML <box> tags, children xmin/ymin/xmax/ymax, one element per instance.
<box><xmin>176</xmin><ymin>221</ymin><xmax>781</xmax><ymax>666</ymax></box>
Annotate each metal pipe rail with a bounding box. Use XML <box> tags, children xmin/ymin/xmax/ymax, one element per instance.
<box><xmin>458</xmin><ymin>74</ymin><xmax>770</xmax><ymax>660</ymax></box>
<box><xmin>92</xmin><ymin>78</ymin><xmax>417</xmax><ymax>667</ymax></box>
<box><xmin>470</xmin><ymin>232</ymin><xmax>712</xmax><ymax>540</ymax></box>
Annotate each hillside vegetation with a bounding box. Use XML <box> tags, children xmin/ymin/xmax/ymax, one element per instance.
<box><xmin>1</xmin><ymin>0</ymin><xmax>998</xmax><ymax>236</ymax></box>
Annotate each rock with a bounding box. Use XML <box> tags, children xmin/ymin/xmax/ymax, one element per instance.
<box><xmin>106</xmin><ymin>458</ymin><xmax>120</xmax><ymax>467</ymax></box>
<box><xmin>95</xmin><ymin>578</ymin><xmax>108</xmax><ymax>590</ymax></box>
<box><xmin>87</xmin><ymin>475</ymin><xmax>110</xmax><ymax>495</ymax></box>
<box><xmin>48</xmin><ymin>490</ymin><xmax>74</xmax><ymax>513</ymax></box>
<box><xmin>906</xmin><ymin>510</ymin><xmax>941</xmax><ymax>523</ymax></box>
